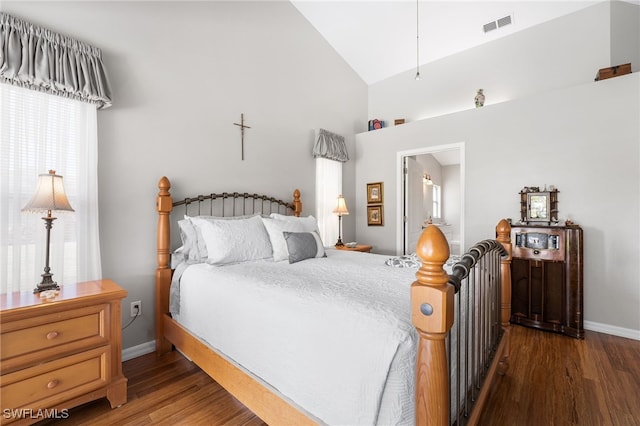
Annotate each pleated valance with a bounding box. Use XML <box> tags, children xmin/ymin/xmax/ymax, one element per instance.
<box><xmin>312</xmin><ymin>128</ymin><xmax>349</xmax><ymax>163</ymax></box>
<box><xmin>0</xmin><ymin>13</ymin><xmax>112</xmax><ymax>109</ymax></box>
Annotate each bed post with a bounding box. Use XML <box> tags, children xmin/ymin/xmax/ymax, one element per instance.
<box><xmin>156</xmin><ymin>176</ymin><xmax>173</xmax><ymax>354</ymax></box>
<box><xmin>411</xmin><ymin>225</ymin><xmax>454</xmax><ymax>425</ymax></box>
<box><xmin>293</xmin><ymin>189</ymin><xmax>302</xmax><ymax>217</ymax></box>
<box><xmin>496</xmin><ymin>219</ymin><xmax>512</xmax><ymax>374</ymax></box>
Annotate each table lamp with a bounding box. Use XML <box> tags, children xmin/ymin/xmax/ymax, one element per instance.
<box><xmin>333</xmin><ymin>195</ymin><xmax>349</xmax><ymax>247</ymax></box>
<box><xmin>22</xmin><ymin>170</ymin><xmax>75</xmax><ymax>293</ymax></box>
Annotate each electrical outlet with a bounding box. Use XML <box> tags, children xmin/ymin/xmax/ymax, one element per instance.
<box><xmin>130</xmin><ymin>301</ymin><xmax>141</xmax><ymax>317</ymax></box>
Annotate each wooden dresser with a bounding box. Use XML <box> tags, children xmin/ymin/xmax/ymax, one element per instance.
<box><xmin>0</xmin><ymin>280</ymin><xmax>128</xmax><ymax>424</ymax></box>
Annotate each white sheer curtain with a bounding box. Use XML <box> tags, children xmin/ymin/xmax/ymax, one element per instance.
<box><xmin>315</xmin><ymin>158</ymin><xmax>343</xmax><ymax>246</ymax></box>
<box><xmin>0</xmin><ymin>83</ymin><xmax>102</xmax><ymax>293</ymax></box>
<box><xmin>313</xmin><ymin>128</ymin><xmax>348</xmax><ymax>246</ymax></box>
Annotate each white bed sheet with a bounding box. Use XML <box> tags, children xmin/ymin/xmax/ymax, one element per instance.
<box><xmin>173</xmin><ymin>249</ymin><xmax>419</xmax><ymax>425</ymax></box>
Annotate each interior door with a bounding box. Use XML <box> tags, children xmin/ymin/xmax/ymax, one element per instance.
<box><xmin>404</xmin><ymin>157</ymin><xmax>425</xmax><ymax>254</ymax></box>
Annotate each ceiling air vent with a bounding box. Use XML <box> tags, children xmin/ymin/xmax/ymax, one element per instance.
<box><xmin>497</xmin><ymin>15</ymin><xmax>512</xmax><ymax>28</ymax></box>
<box><xmin>483</xmin><ymin>21</ymin><xmax>497</xmax><ymax>33</ymax></box>
<box><xmin>483</xmin><ymin>14</ymin><xmax>513</xmax><ymax>33</ymax></box>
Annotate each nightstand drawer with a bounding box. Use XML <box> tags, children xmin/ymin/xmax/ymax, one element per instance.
<box><xmin>1</xmin><ymin>305</ymin><xmax>109</xmax><ymax>373</ymax></box>
<box><xmin>1</xmin><ymin>280</ymin><xmax>128</xmax><ymax>418</ymax></box>
<box><xmin>0</xmin><ymin>346</ymin><xmax>110</xmax><ymax>410</ymax></box>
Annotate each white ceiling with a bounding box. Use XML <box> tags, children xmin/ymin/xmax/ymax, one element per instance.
<box><xmin>290</xmin><ymin>0</ymin><xmax>604</xmax><ymax>85</ymax></box>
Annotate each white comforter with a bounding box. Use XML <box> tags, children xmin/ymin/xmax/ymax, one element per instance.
<box><xmin>173</xmin><ymin>249</ymin><xmax>419</xmax><ymax>425</ymax></box>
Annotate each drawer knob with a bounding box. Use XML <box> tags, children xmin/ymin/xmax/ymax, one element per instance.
<box><xmin>46</xmin><ymin>331</ymin><xmax>59</xmax><ymax>340</ymax></box>
<box><xmin>47</xmin><ymin>379</ymin><xmax>59</xmax><ymax>389</ymax></box>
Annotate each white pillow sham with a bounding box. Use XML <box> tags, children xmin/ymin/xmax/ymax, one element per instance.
<box><xmin>270</xmin><ymin>213</ymin><xmax>319</xmax><ymax>232</ymax></box>
<box><xmin>189</xmin><ymin>215</ymin><xmax>272</xmax><ymax>265</ymax></box>
<box><xmin>262</xmin><ymin>216</ymin><xmax>323</xmax><ymax>262</ymax></box>
<box><xmin>177</xmin><ymin>214</ymin><xmax>262</xmax><ymax>263</ymax></box>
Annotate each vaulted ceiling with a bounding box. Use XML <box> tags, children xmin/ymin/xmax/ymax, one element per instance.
<box><xmin>290</xmin><ymin>0</ymin><xmax>605</xmax><ymax>85</ymax></box>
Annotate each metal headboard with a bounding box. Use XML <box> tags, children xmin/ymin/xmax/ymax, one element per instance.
<box><xmin>174</xmin><ymin>192</ymin><xmax>297</xmax><ymax>218</ymax></box>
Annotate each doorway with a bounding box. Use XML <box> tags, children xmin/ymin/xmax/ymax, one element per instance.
<box><xmin>396</xmin><ymin>143</ymin><xmax>464</xmax><ymax>255</ymax></box>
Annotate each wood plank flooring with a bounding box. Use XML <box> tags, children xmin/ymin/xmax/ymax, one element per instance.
<box><xmin>38</xmin><ymin>325</ymin><xmax>640</xmax><ymax>425</ymax></box>
<box><xmin>479</xmin><ymin>326</ymin><xmax>640</xmax><ymax>425</ymax></box>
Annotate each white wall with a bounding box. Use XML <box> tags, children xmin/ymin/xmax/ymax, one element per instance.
<box><xmin>610</xmin><ymin>0</ymin><xmax>640</xmax><ymax>71</ymax></box>
<box><xmin>3</xmin><ymin>1</ymin><xmax>367</xmax><ymax>350</ymax></box>
<box><xmin>357</xmin><ymin>72</ymin><xmax>639</xmax><ymax>335</ymax></box>
<box><xmin>356</xmin><ymin>0</ymin><xmax>640</xmax><ymax>338</ymax></box>
<box><xmin>368</xmin><ymin>1</ymin><xmax>613</xmax><ymax>125</ymax></box>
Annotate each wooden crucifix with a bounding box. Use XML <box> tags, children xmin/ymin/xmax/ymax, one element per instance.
<box><xmin>233</xmin><ymin>113</ymin><xmax>251</xmax><ymax>161</ymax></box>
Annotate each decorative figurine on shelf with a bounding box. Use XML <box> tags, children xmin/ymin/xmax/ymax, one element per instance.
<box><xmin>474</xmin><ymin>89</ymin><xmax>485</xmax><ymax>108</ymax></box>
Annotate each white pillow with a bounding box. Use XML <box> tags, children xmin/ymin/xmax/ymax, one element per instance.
<box><xmin>270</xmin><ymin>213</ymin><xmax>319</xmax><ymax>232</ymax></box>
<box><xmin>185</xmin><ymin>214</ymin><xmax>261</xmax><ymax>262</ymax></box>
<box><xmin>262</xmin><ymin>217</ymin><xmax>323</xmax><ymax>262</ymax></box>
<box><xmin>189</xmin><ymin>215</ymin><xmax>272</xmax><ymax>265</ymax></box>
<box><xmin>177</xmin><ymin>218</ymin><xmax>201</xmax><ymax>263</ymax></box>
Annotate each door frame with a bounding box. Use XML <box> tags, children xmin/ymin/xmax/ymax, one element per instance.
<box><xmin>396</xmin><ymin>142</ymin><xmax>465</xmax><ymax>255</ymax></box>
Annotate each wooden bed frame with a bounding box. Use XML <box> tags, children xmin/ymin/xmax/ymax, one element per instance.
<box><xmin>155</xmin><ymin>176</ymin><xmax>512</xmax><ymax>425</ymax></box>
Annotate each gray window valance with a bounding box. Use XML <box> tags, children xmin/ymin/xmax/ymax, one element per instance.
<box><xmin>313</xmin><ymin>128</ymin><xmax>349</xmax><ymax>163</ymax></box>
<box><xmin>0</xmin><ymin>13</ymin><xmax>112</xmax><ymax>109</ymax></box>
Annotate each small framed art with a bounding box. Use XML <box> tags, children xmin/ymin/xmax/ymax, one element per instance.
<box><xmin>367</xmin><ymin>205</ymin><xmax>384</xmax><ymax>226</ymax></box>
<box><xmin>366</xmin><ymin>182</ymin><xmax>384</xmax><ymax>204</ymax></box>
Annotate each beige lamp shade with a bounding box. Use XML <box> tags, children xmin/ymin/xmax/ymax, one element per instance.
<box><xmin>333</xmin><ymin>195</ymin><xmax>349</xmax><ymax>216</ymax></box>
<box><xmin>22</xmin><ymin>170</ymin><xmax>75</xmax><ymax>213</ymax></box>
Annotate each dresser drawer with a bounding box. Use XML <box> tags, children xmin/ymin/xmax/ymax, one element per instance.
<box><xmin>1</xmin><ymin>305</ymin><xmax>109</xmax><ymax>374</ymax></box>
<box><xmin>1</xmin><ymin>346</ymin><xmax>110</xmax><ymax>410</ymax></box>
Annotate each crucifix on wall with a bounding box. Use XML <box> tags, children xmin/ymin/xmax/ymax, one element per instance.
<box><xmin>233</xmin><ymin>113</ymin><xmax>251</xmax><ymax>161</ymax></box>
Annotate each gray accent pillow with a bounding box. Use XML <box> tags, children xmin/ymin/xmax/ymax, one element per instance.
<box><xmin>283</xmin><ymin>231</ymin><xmax>326</xmax><ymax>264</ymax></box>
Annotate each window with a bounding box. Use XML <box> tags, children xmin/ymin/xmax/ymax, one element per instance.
<box><xmin>315</xmin><ymin>157</ymin><xmax>342</xmax><ymax>245</ymax></box>
<box><xmin>0</xmin><ymin>83</ymin><xmax>102</xmax><ymax>293</ymax></box>
<box><xmin>432</xmin><ymin>184</ymin><xmax>441</xmax><ymax>219</ymax></box>
<box><xmin>313</xmin><ymin>129</ymin><xmax>348</xmax><ymax>246</ymax></box>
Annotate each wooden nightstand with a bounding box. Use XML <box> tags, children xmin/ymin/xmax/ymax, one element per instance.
<box><xmin>335</xmin><ymin>244</ymin><xmax>373</xmax><ymax>253</ymax></box>
<box><xmin>0</xmin><ymin>279</ymin><xmax>128</xmax><ymax>424</ymax></box>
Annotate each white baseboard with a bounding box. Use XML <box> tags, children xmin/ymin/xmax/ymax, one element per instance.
<box><xmin>122</xmin><ymin>340</ymin><xmax>156</xmax><ymax>361</ymax></box>
<box><xmin>584</xmin><ymin>321</ymin><xmax>640</xmax><ymax>341</ymax></box>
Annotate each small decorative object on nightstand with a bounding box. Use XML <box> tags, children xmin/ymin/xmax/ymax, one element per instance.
<box><xmin>0</xmin><ymin>280</ymin><xmax>128</xmax><ymax>421</ymax></box>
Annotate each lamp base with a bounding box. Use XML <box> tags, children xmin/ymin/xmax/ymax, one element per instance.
<box><xmin>335</xmin><ymin>238</ymin><xmax>344</xmax><ymax>247</ymax></box>
<box><xmin>33</xmin><ymin>273</ymin><xmax>60</xmax><ymax>294</ymax></box>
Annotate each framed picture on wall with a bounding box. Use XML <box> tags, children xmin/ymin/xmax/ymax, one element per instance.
<box><xmin>367</xmin><ymin>205</ymin><xmax>384</xmax><ymax>226</ymax></box>
<box><xmin>367</xmin><ymin>182</ymin><xmax>384</xmax><ymax>204</ymax></box>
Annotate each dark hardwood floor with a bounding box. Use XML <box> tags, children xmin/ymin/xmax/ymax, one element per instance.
<box><xmin>479</xmin><ymin>326</ymin><xmax>640</xmax><ymax>425</ymax></box>
<box><xmin>40</xmin><ymin>325</ymin><xmax>640</xmax><ymax>425</ymax></box>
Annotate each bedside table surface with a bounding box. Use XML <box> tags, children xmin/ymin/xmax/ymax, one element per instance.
<box><xmin>335</xmin><ymin>244</ymin><xmax>373</xmax><ymax>253</ymax></box>
<box><xmin>1</xmin><ymin>279</ymin><xmax>127</xmax><ymax>313</ymax></box>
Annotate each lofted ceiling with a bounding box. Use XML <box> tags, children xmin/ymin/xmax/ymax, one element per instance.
<box><xmin>290</xmin><ymin>0</ymin><xmax>605</xmax><ymax>85</ymax></box>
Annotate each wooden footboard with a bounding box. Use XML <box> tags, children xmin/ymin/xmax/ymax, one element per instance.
<box><xmin>155</xmin><ymin>176</ymin><xmax>512</xmax><ymax>425</ymax></box>
<box><xmin>412</xmin><ymin>221</ymin><xmax>511</xmax><ymax>425</ymax></box>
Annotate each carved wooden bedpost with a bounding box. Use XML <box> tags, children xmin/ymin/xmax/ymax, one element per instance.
<box><xmin>411</xmin><ymin>225</ymin><xmax>454</xmax><ymax>426</ymax></box>
<box><xmin>496</xmin><ymin>219</ymin><xmax>512</xmax><ymax>374</ymax></box>
<box><xmin>156</xmin><ymin>176</ymin><xmax>173</xmax><ymax>354</ymax></box>
<box><xmin>496</xmin><ymin>219</ymin><xmax>512</xmax><ymax>328</ymax></box>
<box><xmin>292</xmin><ymin>189</ymin><xmax>302</xmax><ymax>217</ymax></box>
